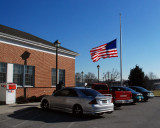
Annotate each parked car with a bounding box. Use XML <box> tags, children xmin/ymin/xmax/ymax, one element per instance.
<box><xmin>129</xmin><ymin>86</ymin><xmax>154</xmax><ymax>101</ymax></box>
<box><xmin>41</xmin><ymin>87</ymin><xmax>114</xmax><ymax>116</ymax></box>
<box><xmin>110</xmin><ymin>86</ymin><xmax>144</xmax><ymax>103</ymax></box>
<box><xmin>89</xmin><ymin>83</ymin><xmax>133</xmax><ymax>107</ymax></box>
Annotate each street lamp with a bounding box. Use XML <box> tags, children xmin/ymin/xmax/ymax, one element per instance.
<box><xmin>81</xmin><ymin>71</ymin><xmax>84</xmax><ymax>83</ymax></box>
<box><xmin>97</xmin><ymin>65</ymin><xmax>100</xmax><ymax>82</ymax></box>
<box><xmin>54</xmin><ymin>40</ymin><xmax>61</xmax><ymax>91</ymax></box>
<box><xmin>21</xmin><ymin>51</ymin><xmax>30</xmax><ymax>99</ymax></box>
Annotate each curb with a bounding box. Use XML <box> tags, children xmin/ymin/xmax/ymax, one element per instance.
<box><xmin>0</xmin><ymin>102</ymin><xmax>40</xmax><ymax>114</ymax></box>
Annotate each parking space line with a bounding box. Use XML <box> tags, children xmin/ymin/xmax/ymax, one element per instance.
<box><xmin>66</xmin><ymin>122</ymin><xmax>75</xmax><ymax>128</ymax></box>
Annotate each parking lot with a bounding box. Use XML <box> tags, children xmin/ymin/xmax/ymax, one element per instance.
<box><xmin>0</xmin><ymin>97</ymin><xmax>160</xmax><ymax>128</ymax></box>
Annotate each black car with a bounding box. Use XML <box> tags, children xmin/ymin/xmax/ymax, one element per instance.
<box><xmin>129</xmin><ymin>86</ymin><xmax>154</xmax><ymax>101</ymax></box>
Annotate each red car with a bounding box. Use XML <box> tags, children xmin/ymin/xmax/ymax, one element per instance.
<box><xmin>89</xmin><ymin>83</ymin><xmax>133</xmax><ymax>107</ymax></box>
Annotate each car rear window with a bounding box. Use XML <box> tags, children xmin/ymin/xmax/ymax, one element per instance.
<box><xmin>94</xmin><ymin>85</ymin><xmax>108</xmax><ymax>90</ymax></box>
<box><xmin>79</xmin><ymin>89</ymin><xmax>101</xmax><ymax>98</ymax></box>
<box><xmin>111</xmin><ymin>87</ymin><xmax>125</xmax><ymax>91</ymax></box>
<box><xmin>136</xmin><ymin>87</ymin><xmax>148</xmax><ymax>92</ymax></box>
<box><xmin>125</xmin><ymin>87</ymin><xmax>137</xmax><ymax>92</ymax></box>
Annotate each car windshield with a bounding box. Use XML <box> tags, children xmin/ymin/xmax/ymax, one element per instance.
<box><xmin>79</xmin><ymin>89</ymin><xmax>101</xmax><ymax>98</ymax></box>
<box><xmin>94</xmin><ymin>85</ymin><xmax>108</xmax><ymax>90</ymax></box>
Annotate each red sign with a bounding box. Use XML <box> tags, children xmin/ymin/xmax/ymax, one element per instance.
<box><xmin>8</xmin><ymin>84</ymin><xmax>16</xmax><ymax>90</ymax></box>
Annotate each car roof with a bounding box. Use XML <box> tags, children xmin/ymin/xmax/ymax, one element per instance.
<box><xmin>63</xmin><ymin>87</ymin><xmax>92</xmax><ymax>90</ymax></box>
<box><xmin>111</xmin><ymin>86</ymin><xmax>125</xmax><ymax>88</ymax></box>
<box><xmin>129</xmin><ymin>86</ymin><xmax>142</xmax><ymax>88</ymax></box>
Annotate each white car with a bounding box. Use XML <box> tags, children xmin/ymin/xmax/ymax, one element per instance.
<box><xmin>41</xmin><ymin>87</ymin><xmax>114</xmax><ymax>116</ymax></box>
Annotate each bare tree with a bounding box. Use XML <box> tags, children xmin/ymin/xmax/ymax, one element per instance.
<box><xmin>148</xmin><ymin>72</ymin><xmax>157</xmax><ymax>80</ymax></box>
<box><xmin>75</xmin><ymin>72</ymin><xmax>81</xmax><ymax>82</ymax></box>
<box><xmin>111</xmin><ymin>68</ymin><xmax>120</xmax><ymax>81</ymax></box>
<box><xmin>103</xmin><ymin>68</ymin><xmax>120</xmax><ymax>83</ymax></box>
<box><xmin>84</xmin><ymin>72</ymin><xmax>97</xmax><ymax>84</ymax></box>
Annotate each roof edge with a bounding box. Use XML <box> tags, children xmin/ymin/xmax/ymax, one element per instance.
<box><xmin>0</xmin><ymin>32</ymin><xmax>80</xmax><ymax>56</ymax></box>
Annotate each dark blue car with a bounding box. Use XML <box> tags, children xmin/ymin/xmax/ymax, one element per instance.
<box><xmin>110</xmin><ymin>86</ymin><xmax>144</xmax><ymax>103</ymax></box>
<box><xmin>129</xmin><ymin>86</ymin><xmax>154</xmax><ymax>101</ymax></box>
<box><xmin>124</xmin><ymin>87</ymin><xmax>144</xmax><ymax>103</ymax></box>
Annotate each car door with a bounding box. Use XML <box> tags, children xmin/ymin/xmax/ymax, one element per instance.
<box><xmin>63</xmin><ymin>89</ymin><xmax>79</xmax><ymax>112</ymax></box>
<box><xmin>50</xmin><ymin>89</ymin><xmax>69</xmax><ymax>110</ymax></box>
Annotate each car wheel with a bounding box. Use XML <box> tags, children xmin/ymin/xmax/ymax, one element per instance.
<box><xmin>115</xmin><ymin>103</ymin><xmax>122</xmax><ymax>107</ymax></box>
<box><xmin>72</xmin><ymin>105</ymin><xmax>83</xmax><ymax>116</ymax></box>
<box><xmin>96</xmin><ymin>113</ymin><xmax>104</xmax><ymax>116</ymax></box>
<box><xmin>133</xmin><ymin>99</ymin><xmax>137</xmax><ymax>103</ymax></box>
<box><xmin>144</xmin><ymin>99</ymin><xmax>148</xmax><ymax>102</ymax></box>
<box><xmin>106</xmin><ymin>111</ymin><xmax>113</xmax><ymax>114</ymax></box>
<box><xmin>41</xmin><ymin>100</ymin><xmax>49</xmax><ymax>111</ymax></box>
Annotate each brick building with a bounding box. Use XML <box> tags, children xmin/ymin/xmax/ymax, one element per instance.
<box><xmin>0</xmin><ymin>24</ymin><xmax>79</xmax><ymax>98</ymax></box>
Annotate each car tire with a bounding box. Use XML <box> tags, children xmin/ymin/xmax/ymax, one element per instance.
<box><xmin>106</xmin><ymin>111</ymin><xmax>113</xmax><ymax>114</ymax></box>
<box><xmin>144</xmin><ymin>99</ymin><xmax>148</xmax><ymax>102</ymax></box>
<box><xmin>41</xmin><ymin>100</ymin><xmax>49</xmax><ymax>111</ymax></box>
<box><xmin>96</xmin><ymin>113</ymin><xmax>104</xmax><ymax>116</ymax></box>
<box><xmin>115</xmin><ymin>103</ymin><xmax>122</xmax><ymax>107</ymax></box>
<box><xmin>133</xmin><ymin>99</ymin><xmax>137</xmax><ymax>103</ymax></box>
<box><xmin>72</xmin><ymin>105</ymin><xmax>83</xmax><ymax>116</ymax></box>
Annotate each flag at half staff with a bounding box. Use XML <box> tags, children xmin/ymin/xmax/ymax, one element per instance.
<box><xmin>90</xmin><ymin>39</ymin><xmax>118</xmax><ymax>62</ymax></box>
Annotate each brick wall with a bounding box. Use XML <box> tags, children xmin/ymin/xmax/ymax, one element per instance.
<box><xmin>0</xmin><ymin>42</ymin><xmax>76</xmax><ymax>98</ymax></box>
<box><xmin>16</xmin><ymin>87</ymin><xmax>55</xmax><ymax>98</ymax></box>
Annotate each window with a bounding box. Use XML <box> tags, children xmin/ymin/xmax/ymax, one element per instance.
<box><xmin>13</xmin><ymin>64</ymin><xmax>35</xmax><ymax>87</ymax></box>
<box><xmin>114</xmin><ymin>87</ymin><xmax>125</xmax><ymax>91</ymax></box>
<box><xmin>94</xmin><ymin>85</ymin><xmax>108</xmax><ymax>90</ymax></box>
<box><xmin>52</xmin><ymin>69</ymin><xmax>65</xmax><ymax>86</ymax></box>
<box><xmin>59</xmin><ymin>69</ymin><xmax>65</xmax><ymax>84</ymax></box>
<box><xmin>54</xmin><ymin>89</ymin><xmax>78</xmax><ymax>97</ymax></box>
<box><xmin>69</xmin><ymin>89</ymin><xmax>78</xmax><ymax>97</ymax></box>
<box><xmin>25</xmin><ymin>66</ymin><xmax>35</xmax><ymax>86</ymax></box>
<box><xmin>13</xmin><ymin>64</ymin><xmax>23</xmax><ymax>86</ymax></box>
<box><xmin>54</xmin><ymin>89</ymin><xmax>69</xmax><ymax>96</ymax></box>
<box><xmin>52</xmin><ymin>69</ymin><xmax>56</xmax><ymax>86</ymax></box>
<box><xmin>0</xmin><ymin>62</ymin><xmax>7</xmax><ymax>83</ymax></box>
<box><xmin>80</xmin><ymin>89</ymin><xmax>101</xmax><ymax>98</ymax></box>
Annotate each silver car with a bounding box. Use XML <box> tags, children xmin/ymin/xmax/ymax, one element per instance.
<box><xmin>41</xmin><ymin>87</ymin><xmax>114</xmax><ymax>116</ymax></box>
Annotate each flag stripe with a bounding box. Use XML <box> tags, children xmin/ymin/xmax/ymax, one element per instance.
<box><xmin>90</xmin><ymin>39</ymin><xmax>118</xmax><ymax>62</ymax></box>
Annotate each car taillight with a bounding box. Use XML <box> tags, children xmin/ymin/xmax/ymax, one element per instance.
<box><xmin>111</xmin><ymin>98</ymin><xmax>113</xmax><ymax>103</ymax></box>
<box><xmin>89</xmin><ymin>99</ymin><xmax>98</xmax><ymax>104</ymax></box>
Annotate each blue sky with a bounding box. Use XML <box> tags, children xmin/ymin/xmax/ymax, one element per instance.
<box><xmin>1</xmin><ymin>0</ymin><xmax>160</xmax><ymax>80</ymax></box>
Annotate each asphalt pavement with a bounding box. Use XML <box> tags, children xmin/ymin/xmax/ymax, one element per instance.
<box><xmin>0</xmin><ymin>98</ymin><xmax>160</xmax><ymax>128</ymax></box>
<box><xmin>0</xmin><ymin>102</ymin><xmax>40</xmax><ymax>114</ymax></box>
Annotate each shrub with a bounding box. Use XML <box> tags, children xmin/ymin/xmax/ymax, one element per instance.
<box><xmin>16</xmin><ymin>96</ymin><xmax>29</xmax><ymax>104</ymax></box>
<box><xmin>16</xmin><ymin>95</ymin><xmax>47</xmax><ymax>104</ymax></box>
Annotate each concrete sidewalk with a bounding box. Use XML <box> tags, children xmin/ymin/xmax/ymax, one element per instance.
<box><xmin>0</xmin><ymin>102</ymin><xmax>40</xmax><ymax>114</ymax></box>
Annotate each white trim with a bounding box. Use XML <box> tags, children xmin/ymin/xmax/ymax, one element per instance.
<box><xmin>24</xmin><ymin>86</ymin><xmax>34</xmax><ymax>88</ymax></box>
<box><xmin>7</xmin><ymin>63</ymin><xmax>13</xmax><ymax>83</ymax></box>
<box><xmin>0</xmin><ymin>32</ymin><xmax>79</xmax><ymax>56</ymax></box>
<box><xmin>0</xmin><ymin>37</ymin><xmax>76</xmax><ymax>59</ymax></box>
<box><xmin>17</xmin><ymin>85</ymin><xmax>33</xmax><ymax>88</ymax></box>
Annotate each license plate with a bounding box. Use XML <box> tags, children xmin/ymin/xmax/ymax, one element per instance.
<box><xmin>102</xmin><ymin>100</ymin><xmax>107</xmax><ymax>103</ymax></box>
<box><xmin>120</xmin><ymin>95</ymin><xmax>127</xmax><ymax>97</ymax></box>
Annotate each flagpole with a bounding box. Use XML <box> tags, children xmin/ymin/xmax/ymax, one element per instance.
<box><xmin>120</xmin><ymin>13</ymin><xmax>123</xmax><ymax>86</ymax></box>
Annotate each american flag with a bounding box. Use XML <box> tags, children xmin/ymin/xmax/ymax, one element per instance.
<box><xmin>90</xmin><ymin>39</ymin><xmax>118</xmax><ymax>62</ymax></box>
